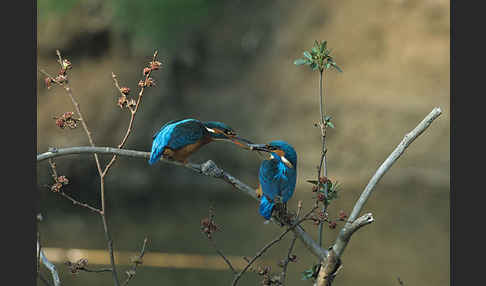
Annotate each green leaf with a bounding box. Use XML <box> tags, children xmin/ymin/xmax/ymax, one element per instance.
<box><xmin>324</xmin><ymin>115</ymin><xmax>333</xmax><ymax>121</ymax></box>
<box><xmin>327</xmin><ymin>121</ymin><xmax>335</xmax><ymax>128</ymax></box>
<box><xmin>303</xmin><ymin>51</ymin><xmax>312</xmax><ymax>60</ymax></box>
<box><xmin>331</xmin><ymin>62</ymin><xmax>343</xmax><ymax>72</ymax></box>
<box><xmin>310</xmin><ymin>62</ymin><xmax>318</xmax><ymax>71</ymax></box>
<box><xmin>320</xmin><ymin>40</ymin><xmax>327</xmax><ymax>53</ymax></box>
<box><xmin>325</xmin><ymin>62</ymin><xmax>331</xmax><ymax>70</ymax></box>
<box><xmin>294</xmin><ymin>58</ymin><xmax>308</xmax><ymax>66</ymax></box>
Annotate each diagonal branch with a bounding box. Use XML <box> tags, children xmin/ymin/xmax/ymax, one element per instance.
<box><xmin>346</xmin><ymin>107</ymin><xmax>442</xmax><ymax>224</ymax></box>
<box><xmin>315</xmin><ymin>107</ymin><xmax>443</xmax><ymax>286</ymax></box>
<box><xmin>37</xmin><ymin>149</ymin><xmax>329</xmax><ymax>261</ymax></box>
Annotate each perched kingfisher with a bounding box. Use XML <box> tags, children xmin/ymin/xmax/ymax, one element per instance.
<box><xmin>250</xmin><ymin>140</ymin><xmax>297</xmax><ymax>220</ymax></box>
<box><xmin>149</xmin><ymin>118</ymin><xmax>252</xmax><ymax>165</ymax></box>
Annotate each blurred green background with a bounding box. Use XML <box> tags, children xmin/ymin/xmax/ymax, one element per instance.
<box><xmin>36</xmin><ymin>0</ymin><xmax>450</xmax><ymax>285</ymax></box>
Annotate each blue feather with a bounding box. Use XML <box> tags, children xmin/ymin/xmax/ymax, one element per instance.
<box><xmin>149</xmin><ymin>119</ymin><xmax>205</xmax><ymax>165</ymax></box>
<box><xmin>259</xmin><ymin>195</ymin><xmax>275</xmax><ymax>220</ymax></box>
<box><xmin>257</xmin><ymin>141</ymin><xmax>297</xmax><ymax>219</ymax></box>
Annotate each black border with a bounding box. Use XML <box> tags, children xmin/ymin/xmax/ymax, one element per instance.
<box><xmin>2</xmin><ymin>0</ymin><xmax>36</xmax><ymax>284</ymax></box>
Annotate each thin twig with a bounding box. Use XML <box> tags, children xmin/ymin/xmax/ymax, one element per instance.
<box><xmin>79</xmin><ymin>267</ymin><xmax>113</xmax><ymax>273</ymax></box>
<box><xmin>58</xmin><ymin>192</ymin><xmax>102</xmax><ymax>214</ymax></box>
<box><xmin>281</xmin><ymin>201</ymin><xmax>303</xmax><ymax>285</ymax></box>
<box><xmin>317</xmin><ymin>69</ymin><xmax>328</xmax><ymax>248</ymax></box>
<box><xmin>203</xmin><ymin>232</ymin><xmax>237</xmax><ymax>274</ymax></box>
<box><xmin>232</xmin><ymin>206</ymin><xmax>318</xmax><ymax>286</ymax></box>
<box><xmin>47</xmin><ymin>160</ymin><xmax>102</xmax><ymax>214</ymax></box>
<box><xmin>122</xmin><ymin>237</ymin><xmax>149</xmax><ymax>286</ymax></box>
<box><xmin>102</xmin><ymin>51</ymin><xmax>159</xmax><ymax>177</ymax></box>
<box><xmin>43</xmin><ymin>50</ymin><xmax>121</xmax><ymax>286</ymax></box>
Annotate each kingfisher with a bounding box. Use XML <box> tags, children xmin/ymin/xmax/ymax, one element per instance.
<box><xmin>250</xmin><ymin>140</ymin><xmax>297</xmax><ymax>220</ymax></box>
<box><xmin>149</xmin><ymin>118</ymin><xmax>252</xmax><ymax>165</ymax></box>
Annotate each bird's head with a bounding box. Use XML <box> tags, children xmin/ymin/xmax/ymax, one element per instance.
<box><xmin>203</xmin><ymin>121</ymin><xmax>253</xmax><ymax>149</ymax></box>
<box><xmin>249</xmin><ymin>140</ymin><xmax>297</xmax><ymax>169</ymax></box>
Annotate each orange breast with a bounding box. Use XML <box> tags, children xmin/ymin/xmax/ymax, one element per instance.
<box><xmin>170</xmin><ymin>137</ymin><xmax>211</xmax><ymax>163</ymax></box>
<box><xmin>256</xmin><ymin>183</ymin><xmax>263</xmax><ymax>198</ymax></box>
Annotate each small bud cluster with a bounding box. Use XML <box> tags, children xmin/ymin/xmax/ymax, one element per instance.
<box><xmin>65</xmin><ymin>258</ymin><xmax>88</xmax><ymax>274</ymax></box>
<box><xmin>201</xmin><ymin>207</ymin><xmax>220</xmax><ymax>239</ymax></box>
<box><xmin>44</xmin><ymin>58</ymin><xmax>72</xmax><ymax>89</ymax></box>
<box><xmin>114</xmin><ymin>57</ymin><xmax>161</xmax><ymax>110</ymax></box>
<box><xmin>309</xmin><ymin>209</ymin><xmax>347</xmax><ymax>229</ymax></box>
<box><xmin>51</xmin><ymin>175</ymin><xmax>69</xmax><ymax>193</ymax></box>
<box><xmin>308</xmin><ymin>176</ymin><xmax>340</xmax><ymax>205</ymax></box>
<box><xmin>255</xmin><ymin>265</ymin><xmax>282</xmax><ymax>285</ymax></box>
<box><xmin>54</xmin><ymin>112</ymin><xmax>79</xmax><ymax>129</ymax></box>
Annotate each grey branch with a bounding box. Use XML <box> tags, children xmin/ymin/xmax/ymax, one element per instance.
<box><xmin>346</xmin><ymin>107</ymin><xmax>442</xmax><ymax>223</ymax></box>
<box><xmin>315</xmin><ymin>107</ymin><xmax>443</xmax><ymax>286</ymax></box>
<box><xmin>332</xmin><ymin>213</ymin><xmax>375</xmax><ymax>257</ymax></box>
<box><xmin>38</xmin><ymin>241</ymin><xmax>61</xmax><ymax>286</ymax></box>
<box><xmin>37</xmin><ymin>148</ymin><xmax>329</xmax><ymax>261</ymax></box>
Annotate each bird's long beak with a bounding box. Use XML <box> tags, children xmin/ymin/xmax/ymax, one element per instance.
<box><xmin>249</xmin><ymin>144</ymin><xmax>294</xmax><ymax>168</ymax></box>
<box><xmin>229</xmin><ymin>136</ymin><xmax>254</xmax><ymax>149</ymax></box>
<box><xmin>248</xmin><ymin>144</ymin><xmax>272</xmax><ymax>152</ymax></box>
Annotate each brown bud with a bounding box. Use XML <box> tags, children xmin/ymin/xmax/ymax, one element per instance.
<box><xmin>150</xmin><ymin>60</ymin><xmax>162</xmax><ymax>70</ymax></box>
<box><xmin>117</xmin><ymin>95</ymin><xmax>128</xmax><ymax>109</ymax></box>
<box><xmin>317</xmin><ymin>193</ymin><xmax>325</xmax><ymax>202</ymax></box>
<box><xmin>55</xmin><ymin>74</ymin><xmax>67</xmax><ymax>84</ymax></box>
<box><xmin>55</xmin><ymin>118</ymin><xmax>65</xmax><ymax>128</ymax></box>
<box><xmin>144</xmin><ymin>77</ymin><xmax>155</xmax><ymax>87</ymax></box>
<box><xmin>138</xmin><ymin>80</ymin><xmax>145</xmax><ymax>88</ymax></box>
<box><xmin>62</xmin><ymin>112</ymin><xmax>73</xmax><ymax>119</ymax></box>
<box><xmin>319</xmin><ymin>176</ymin><xmax>329</xmax><ymax>184</ymax></box>
<box><xmin>51</xmin><ymin>182</ymin><xmax>62</xmax><ymax>192</ymax></box>
<box><xmin>45</xmin><ymin>77</ymin><xmax>53</xmax><ymax>89</ymax></box>
<box><xmin>339</xmin><ymin>210</ymin><xmax>347</xmax><ymax>221</ymax></box>
<box><xmin>120</xmin><ymin>87</ymin><xmax>131</xmax><ymax>95</ymax></box>
<box><xmin>57</xmin><ymin>176</ymin><xmax>69</xmax><ymax>185</ymax></box>
<box><xmin>143</xmin><ymin>67</ymin><xmax>151</xmax><ymax>76</ymax></box>
<box><xmin>329</xmin><ymin>221</ymin><xmax>337</xmax><ymax>229</ymax></box>
<box><xmin>312</xmin><ymin>185</ymin><xmax>318</xmax><ymax>192</ymax></box>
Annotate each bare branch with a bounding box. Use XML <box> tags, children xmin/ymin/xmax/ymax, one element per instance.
<box><xmin>58</xmin><ymin>192</ymin><xmax>102</xmax><ymax>214</ymax></box>
<box><xmin>102</xmin><ymin>51</ymin><xmax>159</xmax><ymax>177</ymax></box>
<box><xmin>315</xmin><ymin>107</ymin><xmax>443</xmax><ymax>286</ymax></box>
<box><xmin>38</xmin><ymin>241</ymin><xmax>61</xmax><ymax>286</ymax></box>
<box><xmin>37</xmin><ymin>149</ymin><xmax>329</xmax><ymax>261</ymax></box>
<box><xmin>123</xmin><ymin>237</ymin><xmax>149</xmax><ymax>286</ymax></box>
<box><xmin>281</xmin><ymin>201</ymin><xmax>303</xmax><ymax>284</ymax></box>
<box><xmin>346</xmin><ymin>107</ymin><xmax>442</xmax><ymax>224</ymax></box>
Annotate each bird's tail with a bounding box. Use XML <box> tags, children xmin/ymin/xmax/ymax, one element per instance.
<box><xmin>259</xmin><ymin>195</ymin><xmax>275</xmax><ymax>220</ymax></box>
<box><xmin>148</xmin><ymin>153</ymin><xmax>159</xmax><ymax>165</ymax></box>
<box><xmin>148</xmin><ymin>147</ymin><xmax>163</xmax><ymax>165</ymax></box>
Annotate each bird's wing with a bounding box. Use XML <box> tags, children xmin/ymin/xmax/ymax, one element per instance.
<box><xmin>259</xmin><ymin>159</ymin><xmax>297</xmax><ymax>203</ymax></box>
<box><xmin>259</xmin><ymin>160</ymin><xmax>282</xmax><ymax>201</ymax></box>
<box><xmin>279</xmin><ymin>168</ymin><xmax>297</xmax><ymax>203</ymax></box>
<box><xmin>166</xmin><ymin>119</ymin><xmax>207</xmax><ymax>150</ymax></box>
<box><xmin>152</xmin><ymin>119</ymin><xmax>183</xmax><ymax>139</ymax></box>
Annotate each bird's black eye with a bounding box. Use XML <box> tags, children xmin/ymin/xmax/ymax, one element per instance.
<box><xmin>225</xmin><ymin>130</ymin><xmax>236</xmax><ymax>135</ymax></box>
<box><xmin>267</xmin><ymin>145</ymin><xmax>278</xmax><ymax>151</ymax></box>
